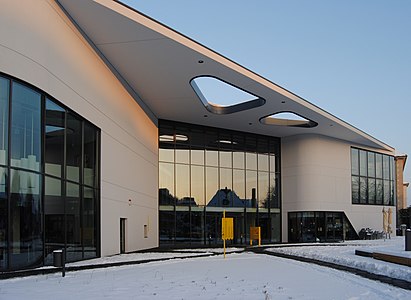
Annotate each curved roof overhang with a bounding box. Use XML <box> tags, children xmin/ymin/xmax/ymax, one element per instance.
<box><xmin>56</xmin><ymin>0</ymin><xmax>394</xmax><ymax>152</ymax></box>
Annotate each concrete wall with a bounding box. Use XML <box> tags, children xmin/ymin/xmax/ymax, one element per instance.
<box><xmin>395</xmin><ymin>156</ymin><xmax>407</xmax><ymax>211</ymax></box>
<box><xmin>0</xmin><ymin>0</ymin><xmax>158</xmax><ymax>256</ymax></box>
<box><xmin>281</xmin><ymin>134</ymin><xmax>396</xmax><ymax>242</ymax></box>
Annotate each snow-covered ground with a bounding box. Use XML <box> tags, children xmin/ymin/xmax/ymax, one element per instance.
<box><xmin>1</xmin><ymin>253</ymin><xmax>410</xmax><ymax>300</ymax></box>
<box><xmin>266</xmin><ymin>237</ymin><xmax>411</xmax><ymax>282</ymax></box>
<box><xmin>67</xmin><ymin>248</ymin><xmax>241</xmax><ymax>267</ymax></box>
<box><xmin>67</xmin><ymin>251</ymin><xmax>213</xmax><ymax>267</ymax></box>
<box><xmin>1</xmin><ymin>239</ymin><xmax>410</xmax><ymax>299</ymax></box>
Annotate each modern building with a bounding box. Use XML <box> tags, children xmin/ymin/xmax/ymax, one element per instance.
<box><xmin>0</xmin><ymin>0</ymin><xmax>405</xmax><ymax>271</ymax></box>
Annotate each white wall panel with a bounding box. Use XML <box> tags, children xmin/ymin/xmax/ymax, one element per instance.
<box><xmin>281</xmin><ymin>134</ymin><xmax>396</xmax><ymax>242</ymax></box>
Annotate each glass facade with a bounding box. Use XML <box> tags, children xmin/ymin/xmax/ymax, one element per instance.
<box><xmin>288</xmin><ymin>211</ymin><xmax>358</xmax><ymax>243</ymax></box>
<box><xmin>159</xmin><ymin>120</ymin><xmax>281</xmax><ymax>245</ymax></box>
<box><xmin>0</xmin><ymin>73</ymin><xmax>100</xmax><ymax>271</ymax></box>
<box><xmin>351</xmin><ymin>148</ymin><xmax>395</xmax><ymax>206</ymax></box>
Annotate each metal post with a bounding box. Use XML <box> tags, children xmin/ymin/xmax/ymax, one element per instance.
<box><xmin>62</xmin><ymin>249</ymin><xmax>66</xmax><ymax>277</ymax></box>
<box><xmin>223</xmin><ymin>210</ymin><xmax>226</xmax><ymax>259</ymax></box>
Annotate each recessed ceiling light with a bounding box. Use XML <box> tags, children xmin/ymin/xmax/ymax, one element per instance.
<box><xmin>217</xmin><ymin>140</ymin><xmax>238</xmax><ymax>145</ymax></box>
<box><xmin>281</xmin><ymin>101</ymin><xmax>286</xmax><ymax>104</ymax></box>
<box><xmin>249</xmin><ymin>122</ymin><xmax>252</xmax><ymax>125</ymax></box>
<box><xmin>198</xmin><ymin>60</ymin><xmax>204</xmax><ymax>64</ymax></box>
<box><xmin>204</xmin><ymin>115</ymin><xmax>208</xmax><ymax>117</ymax></box>
<box><xmin>159</xmin><ymin>134</ymin><xmax>188</xmax><ymax>142</ymax></box>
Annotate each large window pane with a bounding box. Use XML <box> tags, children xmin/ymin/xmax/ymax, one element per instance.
<box><xmin>269</xmin><ymin>155</ymin><xmax>276</xmax><ymax>173</ymax></box>
<box><xmin>0</xmin><ymin>166</ymin><xmax>6</xmax><ymax>196</ymax></box>
<box><xmin>219</xmin><ymin>167</ymin><xmax>232</xmax><ymax>191</ymax></box>
<box><xmin>191</xmin><ymin>149</ymin><xmax>204</xmax><ymax>165</ymax></box>
<box><xmin>66</xmin><ymin>182</ymin><xmax>81</xmax><ymax>262</ymax></box>
<box><xmin>66</xmin><ymin>112</ymin><xmax>82</xmax><ymax>183</ymax></box>
<box><xmin>368</xmin><ymin>178</ymin><xmax>376</xmax><ymax>204</ymax></box>
<box><xmin>351</xmin><ymin>149</ymin><xmax>359</xmax><ymax>176</ymax></box>
<box><xmin>45</xmin><ymin>99</ymin><xmax>65</xmax><ymax>177</ymax></box>
<box><xmin>233</xmin><ymin>151</ymin><xmax>244</xmax><ymax>169</ymax></box>
<box><xmin>383</xmin><ymin>155</ymin><xmax>390</xmax><ymax>180</ymax></box>
<box><xmin>359</xmin><ymin>177</ymin><xmax>367</xmax><ymax>204</ymax></box>
<box><xmin>191</xmin><ymin>209</ymin><xmax>204</xmax><ymax>243</ymax></box>
<box><xmin>376</xmin><ymin>179</ymin><xmax>383</xmax><ymax>204</ymax></box>
<box><xmin>206</xmin><ymin>167</ymin><xmax>218</xmax><ymax>206</ymax></box>
<box><xmin>44</xmin><ymin>176</ymin><xmax>64</xmax><ymax>264</ymax></box>
<box><xmin>159</xmin><ymin>162</ymin><xmax>174</xmax><ymax>205</ymax></box>
<box><xmin>219</xmin><ymin>150</ymin><xmax>232</xmax><ymax>168</ymax></box>
<box><xmin>376</xmin><ymin>154</ymin><xmax>383</xmax><ymax>178</ymax></box>
<box><xmin>0</xmin><ymin>167</ymin><xmax>7</xmax><ymax>270</ymax></box>
<box><xmin>219</xmin><ymin>168</ymin><xmax>232</xmax><ymax>206</ymax></box>
<box><xmin>83</xmin><ymin>187</ymin><xmax>97</xmax><ymax>259</ymax></box>
<box><xmin>159</xmin><ymin>210</ymin><xmax>175</xmax><ymax>243</ymax></box>
<box><xmin>175</xmin><ymin>164</ymin><xmax>190</xmax><ymax>205</ymax></box>
<box><xmin>191</xmin><ymin>165</ymin><xmax>204</xmax><ymax>206</ymax></box>
<box><xmin>205</xmin><ymin>149</ymin><xmax>218</xmax><ymax>167</ymax></box>
<box><xmin>84</xmin><ymin>122</ymin><xmax>98</xmax><ymax>187</ymax></box>
<box><xmin>359</xmin><ymin>150</ymin><xmax>367</xmax><ymax>176</ymax></box>
<box><xmin>269</xmin><ymin>173</ymin><xmax>279</xmax><ymax>208</ymax></box>
<box><xmin>390</xmin><ymin>181</ymin><xmax>395</xmax><ymax>206</ymax></box>
<box><xmin>383</xmin><ymin>180</ymin><xmax>390</xmax><ymax>205</ymax></box>
<box><xmin>352</xmin><ymin>176</ymin><xmax>359</xmax><ymax>204</ymax></box>
<box><xmin>0</xmin><ymin>77</ymin><xmax>9</xmax><ymax>166</ymax></box>
<box><xmin>246</xmin><ymin>170</ymin><xmax>257</xmax><ymax>208</ymax></box>
<box><xmin>10</xmin><ymin>169</ymin><xmax>42</xmax><ymax>269</ymax></box>
<box><xmin>258</xmin><ymin>171</ymin><xmax>269</xmax><ymax>208</ymax></box>
<box><xmin>246</xmin><ymin>152</ymin><xmax>257</xmax><ymax>170</ymax></box>
<box><xmin>233</xmin><ymin>169</ymin><xmax>245</xmax><ymax>200</ymax></box>
<box><xmin>175</xmin><ymin>147</ymin><xmax>189</xmax><ymax>164</ymax></box>
<box><xmin>367</xmin><ymin>152</ymin><xmax>375</xmax><ymax>178</ymax></box>
<box><xmin>11</xmin><ymin>83</ymin><xmax>41</xmax><ymax>172</ymax></box>
<box><xmin>176</xmin><ymin>210</ymin><xmax>190</xmax><ymax>242</ymax></box>
<box><xmin>159</xmin><ymin>148</ymin><xmax>174</xmax><ymax>163</ymax></box>
<box><xmin>270</xmin><ymin>213</ymin><xmax>281</xmax><ymax>242</ymax></box>
<box><xmin>258</xmin><ymin>154</ymin><xmax>269</xmax><ymax>172</ymax></box>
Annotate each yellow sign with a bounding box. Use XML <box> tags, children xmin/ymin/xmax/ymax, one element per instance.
<box><xmin>250</xmin><ymin>226</ymin><xmax>261</xmax><ymax>246</ymax></box>
<box><xmin>222</xmin><ymin>211</ymin><xmax>233</xmax><ymax>259</ymax></box>
<box><xmin>222</xmin><ymin>217</ymin><xmax>234</xmax><ymax>240</ymax></box>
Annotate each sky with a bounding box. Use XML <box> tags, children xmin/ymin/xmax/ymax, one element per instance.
<box><xmin>123</xmin><ymin>1</ymin><xmax>411</xmax><ymax>205</ymax></box>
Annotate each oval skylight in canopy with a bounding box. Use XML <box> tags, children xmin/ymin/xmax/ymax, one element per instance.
<box><xmin>190</xmin><ymin>76</ymin><xmax>265</xmax><ymax>114</ymax></box>
<box><xmin>260</xmin><ymin>112</ymin><xmax>318</xmax><ymax>128</ymax></box>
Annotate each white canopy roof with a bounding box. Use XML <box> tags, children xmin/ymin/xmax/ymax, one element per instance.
<box><xmin>57</xmin><ymin>0</ymin><xmax>393</xmax><ymax>151</ymax></box>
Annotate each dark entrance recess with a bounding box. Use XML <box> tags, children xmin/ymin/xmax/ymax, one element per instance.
<box><xmin>288</xmin><ymin>211</ymin><xmax>358</xmax><ymax>243</ymax></box>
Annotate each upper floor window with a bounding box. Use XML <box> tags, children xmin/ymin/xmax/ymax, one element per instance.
<box><xmin>351</xmin><ymin>148</ymin><xmax>395</xmax><ymax>206</ymax></box>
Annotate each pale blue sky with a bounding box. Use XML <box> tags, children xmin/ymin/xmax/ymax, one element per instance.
<box><xmin>124</xmin><ymin>1</ymin><xmax>411</xmax><ymax>205</ymax></box>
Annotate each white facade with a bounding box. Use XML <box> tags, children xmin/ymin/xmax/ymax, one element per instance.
<box><xmin>0</xmin><ymin>0</ymin><xmax>158</xmax><ymax>256</ymax></box>
<box><xmin>282</xmin><ymin>134</ymin><xmax>396</xmax><ymax>241</ymax></box>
